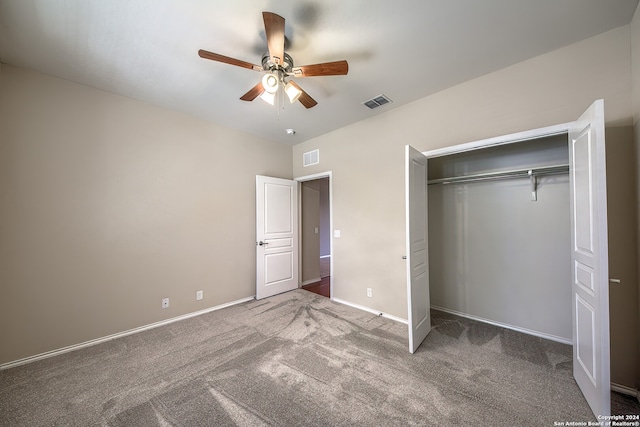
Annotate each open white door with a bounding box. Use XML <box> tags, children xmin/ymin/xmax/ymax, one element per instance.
<box><xmin>405</xmin><ymin>145</ymin><xmax>431</xmax><ymax>353</ymax></box>
<box><xmin>256</xmin><ymin>175</ymin><xmax>298</xmax><ymax>300</ymax></box>
<box><xmin>569</xmin><ymin>100</ymin><xmax>610</xmax><ymax>417</ymax></box>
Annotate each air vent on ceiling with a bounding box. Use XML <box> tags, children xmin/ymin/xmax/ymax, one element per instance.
<box><xmin>303</xmin><ymin>149</ymin><xmax>319</xmax><ymax>167</ymax></box>
<box><xmin>363</xmin><ymin>94</ymin><xmax>393</xmax><ymax>109</ymax></box>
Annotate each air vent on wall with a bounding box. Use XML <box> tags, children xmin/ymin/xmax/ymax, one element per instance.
<box><xmin>303</xmin><ymin>149</ymin><xmax>319</xmax><ymax>167</ymax></box>
<box><xmin>363</xmin><ymin>94</ymin><xmax>393</xmax><ymax>109</ymax></box>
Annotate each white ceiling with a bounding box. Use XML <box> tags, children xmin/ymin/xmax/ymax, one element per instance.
<box><xmin>1</xmin><ymin>0</ymin><xmax>638</xmax><ymax>145</ymax></box>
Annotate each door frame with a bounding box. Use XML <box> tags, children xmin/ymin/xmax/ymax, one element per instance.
<box><xmin>295</xmin><ymin>171</ymin><xmax>334</xmax><ymax>298</ymax></box>
<box><xmin>424</xmin><ymin>122</ymin><xmax>572</xmax><ymax>159</ymax></box>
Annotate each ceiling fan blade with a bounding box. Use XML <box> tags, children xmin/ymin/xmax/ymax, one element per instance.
<box><xmin>240</xmin><ymin>82</ymin><xmax>265</xmax><ymax>101</ymax></box>
<box><xmin>288</xmin><ymin>81</ymin><xmax>317</xmax><ymax>109</ymax></box>
<box><xmin>263</xmin><ymin>12</ymin><xmax>285</xmax><ymax>66</ymax></box>
<box><xmin>198</xmin><ymin>49</ymin><xmax>263</xmax><ymax>72</ymax></box>
<box><xmin>291</xmin><ymin>60</ymin><xmax>349</xmax><ymax>77</ymax></box>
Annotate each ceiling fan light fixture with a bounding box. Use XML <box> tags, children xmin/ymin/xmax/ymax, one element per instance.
<box><xmin>262</xmin><ymin>73</ymin><xmax>279</xmax><ymax>94</ymax></box>
<box><xmin>260</xmin><ymin>90</ymin><xmax>276</xmax><ymax>105</ymax></box>
<box><xmin>199</xmin><ymin>12</ymin><xmax>347</xmax><ymax>110</ymax></box>
<box><xmin>284</xmin><ymin>81</ymin><xmax>302</xmax><ymax>103</ymax></box>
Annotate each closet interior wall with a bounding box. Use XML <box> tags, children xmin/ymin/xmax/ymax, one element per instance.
<box><xmin>428</xmin><ymin>135</ymin><xmax>572</xmax><ymax>341</ymax></box>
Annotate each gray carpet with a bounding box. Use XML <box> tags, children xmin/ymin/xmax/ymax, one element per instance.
<box><xmin>0</xmin><ymin>289</ymin><xmax>628</xmax><ymax>426</ymax></box>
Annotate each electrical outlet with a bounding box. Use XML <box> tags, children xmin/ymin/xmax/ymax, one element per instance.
<box><xmin>196</xmin><ymin>290</ymin><xmax>203</xmax><ymax>301</ymax></box>
<box><xmin>367</xmin><ymin>288</ymin><xmax>372</xmax><ymax>298</ymax></box>
<box><xmin>162</xmin><ymin>298</ymin><xmax>169</xmax><ymax>309</ymax></box>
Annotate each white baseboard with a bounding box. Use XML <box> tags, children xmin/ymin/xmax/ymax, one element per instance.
<box><xmin>611</xmin><ymin>382</ymin><xmax>639</xmax><ymax>399</ymax></box>
<box><xmin>0</xmin><ymin>296</ymin><xmax>255</xmax><ymax>371</ymax></box>
<box><xmin>332</xmin><ymin>297</ymin><xmax>408</xmax><ymax>325</ymax></box>
<box><xmin>301</xmin><ymin>278</ymin><xmax>322</xmax><ymax>287</ymax></box>
<box><xmin>431</xmin><ymin>305</ymin><xmax>573</xmax><ymax>345</ymax></box>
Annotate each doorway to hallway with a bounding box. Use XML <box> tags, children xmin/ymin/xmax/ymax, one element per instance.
<box><xmin>297</xmin><ymin>173</ymin><xmax>332</xmax><ymax>298</ymax></box>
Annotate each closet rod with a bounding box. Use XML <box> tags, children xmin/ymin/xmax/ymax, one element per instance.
<box><xmin>427</xmin><ymin>164</ymin><xmax>569</xmax><ymax>185</ymax></box>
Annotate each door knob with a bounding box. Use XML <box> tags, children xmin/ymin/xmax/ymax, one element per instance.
<box><xmin>258</xmin><ymin>241</ymin><xmax>269</xmax><ymax>246</ymax></box>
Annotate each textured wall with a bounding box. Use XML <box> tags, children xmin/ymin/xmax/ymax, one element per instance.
<box><xmin>292</xmin><ymin>26</ymin><xmax>638</xmax><ymax>386</ymax></box>
<box><xmin>0</xmin><ymin>65</ymin><xmax>292</xmax><ymax>365</ymax></box>
<box><xmin>293</xmin><ymin>26</ymin><xmax>632</xmax><ymax>318</ymax></box>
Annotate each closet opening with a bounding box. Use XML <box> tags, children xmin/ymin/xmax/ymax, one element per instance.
<box><xmin>408</xmin><ymin>101</ymin><xmax>610</xmax><ymax>418</ymax></box>
<box><xmin>427</xmin><ymin>133</ymin><xmax>572</xmax><ymax>343</ymax></box>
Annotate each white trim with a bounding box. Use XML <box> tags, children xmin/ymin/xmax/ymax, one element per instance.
<box><xmin>610</xmin><ymin>382</ymin><xmax>639</xmax><ymax>398</ymax></box>
<box><xmin>295</xmin><ymin>171</ymin><xmax>333</xmax><ymax>298</ymax></box>
<box><xmin>424</xmin><ymin>122</ymin><xmax>572</xmax><ymax>158</ymax></box>
<box><xmin>320</xmin><ymin>255</ymin><xmax>331</xmax><ymax>259</ymax></box>
<box><xmin>295</xmin><ymin>171</ymin><xmax>332</xmax><ymax>182</ymax></box>
<box><xmin>332</xmin><ymin>297</ymin><xmax>408</xmax><ymax>325</ymax></box>
<box><xmin>0</xmin><ymin>296</ymin><xmax>255</xmax><ymax>371</ymax></box>
<box><xmin>301</xmin><ymin>278</ymin><xmax>322</xmax><ymax>286</ymax></box>
<box><xmin>432</xmin><ymin>305</ymin><xmax>573</xmax><ymax>345</ymax></box>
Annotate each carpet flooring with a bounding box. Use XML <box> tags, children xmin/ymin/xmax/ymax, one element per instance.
<box><xmin>0</xmin><ymin>290</ymin><xmax>634</xmax><ymax>426</ymax></box>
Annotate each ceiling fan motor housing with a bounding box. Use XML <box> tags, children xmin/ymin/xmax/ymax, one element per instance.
<box><xmin>262</xmin><ymin>52</ymin><xmax>294</xmax><ymax>74</ymax></box>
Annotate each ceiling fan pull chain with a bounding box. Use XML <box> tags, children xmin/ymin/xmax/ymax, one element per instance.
<box><xmin>280</xmin><ymin>84</ymin><xmax>285</xmax><ymax>112</ymax></box>
<box><xmin>276</xmin><ymin>87</ymin><xmax>281</xmax><ymax>121</ymax></box>
<box><xmin>278</xmin><ymin>71</ymin><xmax>285</xmax><ymax>116</ymax></box>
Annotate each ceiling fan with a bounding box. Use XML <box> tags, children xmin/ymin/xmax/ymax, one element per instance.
<box><xmin>198</xmin><ymin>11</ymin><xmax>349</xmax><ymax>109</ymax></box>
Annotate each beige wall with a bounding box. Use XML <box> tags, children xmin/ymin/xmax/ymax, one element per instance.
<box><xmin>0</xmin><ymin>65</ymin><xmax>292</xmax><ymax>365</ymax></box>
<box><xmin>631</xmin><ymin>2</ymin><xmax>640</xmax><ymax>392</ymax></box>
<box><xmin>2</xmin><ymin>10</ymin><xmax>639</xmax><ymax>392</ymax></box>
<box><xmin>293</xmin><ymin>23</ymin><xmax>640</xmax><ymax>387</ymax></box>
<box><xmin>606</xmin><ymin>126</ymin><xmax>638</xmax><ymax>389</ymax></box>
<box><xmin>293</xmin><ymin>26</ymin><xmax>638</xmax><ymax>386</ymax></box>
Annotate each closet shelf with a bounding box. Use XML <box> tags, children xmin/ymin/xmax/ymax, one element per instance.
<box><xmin>427</xmin><ymin>164</ymin><xmax>569</xmax><ymax>185</ymax></box>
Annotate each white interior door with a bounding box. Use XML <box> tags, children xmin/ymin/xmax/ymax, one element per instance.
<box><xmin>405</xmin><ymin>145</ymin><xmax>431</xmax><ymax>353</ymax></box>
<box><xmin>256</xmin><ymin>175</ymin><xmax>298</xmax><ymax>300</ymax></box>
<box><xmin>569</xmin><ymin>99</ymin><xmax>610</xmax><ymax>417</ymax></box>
